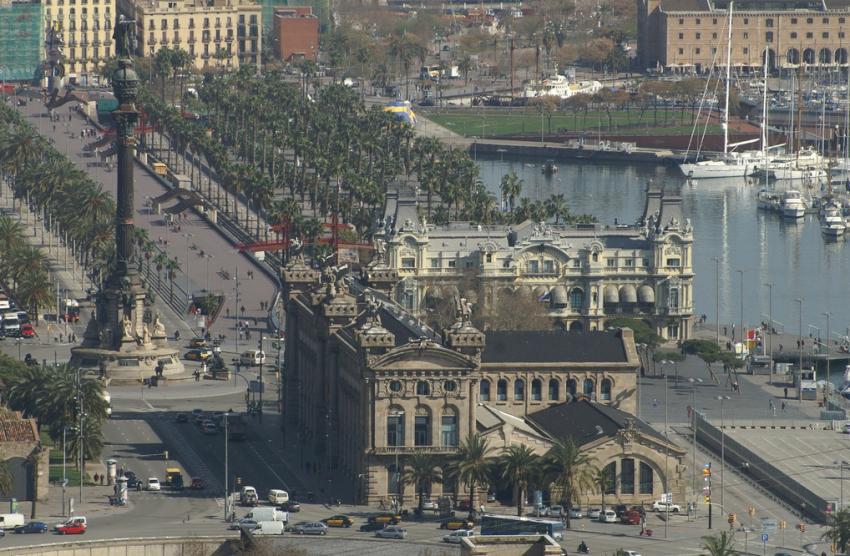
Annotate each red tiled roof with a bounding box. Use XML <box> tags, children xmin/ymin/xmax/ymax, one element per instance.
<box><xmin>0</xmin><ymin>419</ymin><xmax>38</xmax><ymax>443</ymax></box>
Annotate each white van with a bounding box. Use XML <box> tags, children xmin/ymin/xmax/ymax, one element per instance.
<box><xmin>0</xmin><ymin>294</ymin><xmax>10</xmax><ymax>311</ymax></box>
<box><xmin>0</xmin><ymin>514</ymin><xmax>25</xmax><ymax>529</ymax></box>
<box><xmin>246</xmin><ymin>507</ymin><xmax>288</xmax><ymax>522</ymax></box>
<box><xmin>239</xmin><ymin>350</ymin><xmax>266</xmax><ymax>367</ymax></box>
<box><xmin>252</xmin><ymin>520</ymin><xmax>284</xmax><ymax>535</ymax></box>
<box><xmin>268</xmin><ymin>489</ymin><xmax>289</xmax><ymax>505</ymax></box>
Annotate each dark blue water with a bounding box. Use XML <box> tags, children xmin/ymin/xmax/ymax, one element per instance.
<box><xmin>476</xmin><ymin>157</ymin><xmax>850</xmax><ymax>340</ymax></box>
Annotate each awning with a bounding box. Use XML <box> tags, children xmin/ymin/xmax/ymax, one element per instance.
<box><xmin>619</xmin><ymin>285</ymin><xmax>637</xmax><ymax>303</ymax></box>
<box><xmin>638</xmin><ymin>285</ymin><xmax>655</xmax><ymax>304</ymax></box>
<box><xmin>550</xmin><ymin>285</ymin><xmax>568</xmax><ymax>307</ymax></box>
<box><xmin>532</xmin><ymin>286</ymin><xmax>549</xmax><ymax>299</ymax></box>
<box><xmin>603</xmin><ymin>285</ymin><xmax>619</xmax><ymax>304</ymax></box>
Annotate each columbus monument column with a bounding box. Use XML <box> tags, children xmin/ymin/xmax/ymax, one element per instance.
<box><xmin>71</xmin><ymin>16</ymin><xmax>184</xmax><ymax>382</ymax></box>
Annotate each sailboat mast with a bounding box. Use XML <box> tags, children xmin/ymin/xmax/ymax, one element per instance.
<box><xmin>724</xmin><ymin>1</ymin><xmax>734</xmax><ymax>156</ymax></box>
<box><xmin>762</xmin><ymin>47</ymin><xmax>769</xmax><ymax>156</ymax></box>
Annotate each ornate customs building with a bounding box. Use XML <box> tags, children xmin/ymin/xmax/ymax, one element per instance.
<box><xmin>282</xmin><ymin>255</ymin><xmax>686</xmax><ymax>507</ymax></box>
<box><xmin>376</xmin><ymin>183</ymin><xmax>694</xmax><ymax>341</ymax></box>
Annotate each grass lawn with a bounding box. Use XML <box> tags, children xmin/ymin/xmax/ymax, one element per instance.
<box><xmin>48</xmin><ymin>465</ymin><xmax>90</xmax><ymax>487</ymax></box>
<box><xmin>426</xmin><ymin>109</ymin><xmax>723</xmax><ymax>138</ymax></box>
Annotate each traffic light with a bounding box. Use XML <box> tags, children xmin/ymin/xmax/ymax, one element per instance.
<box><xmin>797</xmin><ymin>523</ymin><xmax>806</xmax><ymax>533</ymax></box>
<box><xmin>748</xmin><ymin>506</ymin><xmax>756</xmax><ymax>518</ymax></box>
<box><xmin>703</xmin><ymin>463</ymin><xmax>712</xmax><ymax>477</ymax></box>
<box><xmin>704</xmin><ymin>495</ymin><xmax>711</xmax><ymax>503</ymax></box>
<box><xmin>728</xmin><ymin>513</ymin><xmax>736</xmax><ymax>525</ymax></box>
<box><xmin>779</xmin><ymin>521</ymin><xmax>787</xmax><ymax>530</ymax></box>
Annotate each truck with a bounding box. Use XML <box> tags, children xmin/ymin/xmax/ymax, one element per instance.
<box><xmin>241</xmin><ymin>486</ymin><xmax>259</xmax><ymax>507</ymax></box>
<box><xmin>62</xmin><ymin>299</ymin><xmax>81</xmax><ymax>322</ymax></box>
<box><xmin>165</xmin><ymin>467</ymin><xmax>184</xmax><ymax>490</ymax></box>
<box><xmin>227</xmin><ymin>414</ymin><xmax>247</xmax><ymax>441</ymax></box>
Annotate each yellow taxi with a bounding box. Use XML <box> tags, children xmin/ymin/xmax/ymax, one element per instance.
<box><xmin>368</xmin><ymin>513</ymin><xmax>402</xmax><ymax>525</ymax></box>
<box><xmin>184</xmin><ymin>348</ymin><xmax>213</xmax><ymax>361</ymax></box>
<box><xmin>440</xmin><ymin>516</ymin><xmax>474</xmax><ymax>530</ymax></box>
<box><xmin>322</xmin><ymin>514</ymin><xmax>353</xmax><ymax>528</ymax></box>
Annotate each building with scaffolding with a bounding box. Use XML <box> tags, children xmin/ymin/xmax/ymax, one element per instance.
<box><xmin>0</xmin><ymin>0</ymin><xmax>42</xmax><ymax>82</ymax></box>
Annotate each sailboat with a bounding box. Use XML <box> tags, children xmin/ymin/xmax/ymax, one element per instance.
<box><xmin>678</xmin><ymin>2</ymin><xmax>760</xmax><ymax>179</ymax></box>
<box><xmin>820</xmin><ymin>201</ymin><xmax>845</xmax><ymax>237</ymax></box>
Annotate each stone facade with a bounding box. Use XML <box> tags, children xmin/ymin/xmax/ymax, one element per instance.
<box><xmin>282</xmin><ymin>251</ymin><xmax>673</xmax><ymax>506</ymax></box>
<box><xmin>377</xmin><ymin>183</ymin><xmax>694</xmax><ymax>341</ymax></box>
<box><xmin>0</xmin><ymin>415</ymin><xmax>49</xmax><ymax>502</ymax></box>
<box><xmin>117</xmin><ymin>0</ymin><xmax>262</xmax><ymax>70</ymax></box>
<box><xmin>638</xmin><ymin>0</ymin><xmax>850</xmax><ymax>71</ymax></box>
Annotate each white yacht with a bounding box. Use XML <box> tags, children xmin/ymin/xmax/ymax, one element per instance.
<box><xmin>756</xmin><ymin>189</ymin><xmax>781</xmax><ymax>211</ymax></box>
<box><xmin>679</xmin><ymin>152</ymin><xmax>759</xmax><ymax>179</ymax></box>
<box><xmin>820</xmin><ymin>202</ymin><xmax>846</xmax><ymax>237</ymax></box>
<box><xmin>780</xmin><ymin>190</ymin><xmax>806</xmax><ymax>219</ymax></box>
<box><xmin>754</xmin><ymin>148</ymin><xmax>829</xmax><ymax>182</ymax></box>
<box><xmin>523</xmin><ymin>75</ymin><xmax>603</xmax><ymax>100</ymax></box>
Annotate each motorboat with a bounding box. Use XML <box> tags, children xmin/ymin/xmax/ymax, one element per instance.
<box><xmin>523</xmin><ymin>75</ymin><xmax>603</xmax><ymax>100</ymax></box>
<box><xmin>756</xmin><ymin>189</ymin><xmax>781</xmax><ymax>211</ymax></box>
<box><xmin>542</xmin><ymin>159</ymin><xmax>559</xmax><ymax>175</ymax></box>
<box><xmin>780</xmin><ymin>190</ymin><xmax>806</xmax><ymax>219</ymax></box>
<box><xmin>820</xmin><ymin>201</ymin><xmax>846</xmax><ymax>237</ymax></box>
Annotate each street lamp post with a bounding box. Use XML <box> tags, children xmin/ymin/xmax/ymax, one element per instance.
<box><xmin>764</xmin><ymin>283</ymin><xmax>773</xmax><ymax>384</ymax></box>
<box><xmin>717</xmin><ymin>395</ymin><xmax>731</xmax><ymax>511</ymax></box>
<box><xmin>661</xmin><ymin>362</ymin><xmax>671</xmax><ymax>538</ymax></box>
<box><xmin>224</xmin><ymin>412</ymin><xmax>229</xmax><ymax>521</ymax></box>
<box><xmin>205</xmin><ymin>253</ymin><xmax>213</xmax><ymax>291</ymax></box>
<box><xmin>796</xmin><ymin>298</ymin><xmax>803</xmax><ymax>402</ymax></box>
<box><xmin>835</xmin><ymin>460</ymin><xmax>848</xmax><ymax>511</ymax></box>
<box><xmin>714</xmin><ymin>257</ymin><xmax>721</xmax><ymax>345</ymax></box>
<box><xmin>689</xmin><ymin>377</ymin><xmax>703</xmax><ymax>503</ymax></box>
<box><xmin>737</xmin><ymin>269</ymin><xmax>744</xmax><ymax>349</ymax></box>
<box><xmin>824</xmin><ymin>312</ymin><xmax>832</xmax><ymax>402</ymax></box>
<box><xmin>184</xmin><ymin>232</ymin><xmax>193</xmax><ymax>297</ymax></box>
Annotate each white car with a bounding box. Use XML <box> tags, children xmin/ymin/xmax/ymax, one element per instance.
<box><xmin>443</xmin><ymin>529</ymin><xmax>475</xmax><ymax>543</ymax></box>
<box><xmin>622</xmin><ymin>551</ymin><xmax>642</xmax><ymax>556</ymax></box>
<box><xmin>600</xmin><ymin>509</ymin><xmax>618</xmax><ymax>522</ymax></box>
<box><xmin>421</xmin><ymin>499</ymin><xmax>438</xmax><ymax>511</ymax></box>
<box><xmin>146</xmin><ymin>478</ymin><xmax>161</xmax><ymax>491</ymax></box>
<box><xmin>375</xmin><ymin>525</ymin><xmax>407</xmax><ymax>539</ymax></box>
<box><xmin>842</xmin><ymin>423</ymin><xmax>850</xmax><ymax>434</ymax></box>
<box><xmin>549</xmin><ymin>505</ymin><xmax>565</xmax><ymax>517</ymax></box>
<box><xmin>651</xmin><ymin>500</ymin><xmax>681</xmax><ymax>513</ymax></box>
<box><xmin>569</xmin><ymin>507</ymin><xmax>583</xmax><ymax>519</ymax></box>
<box><xmin>587</xmin><ymin>508</ymin><xmax>602</xmax><ymax>519</ymax></box>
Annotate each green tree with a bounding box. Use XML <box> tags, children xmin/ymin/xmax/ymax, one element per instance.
<box><xmin>498</xmin><ymin>444</ymin><xmax>541</xmax><ymax>517</ymax></box>
<box><xmin>500</xmin><ymin>170</ymin><xmax>523</xmax><ymax>212</ymax></box>
<box><xmin>700</xmin><ymin>530</ymin><xmax>738</xmax><ymax>556</ymax></box>
<box><xmin>27</xmin><ymin>444</ymin><xmax>43</xmax><ymax>519</ymax></box>
<box><xmin>544</xmin><ymin>439</ymin><xmax>595</xmax><ymax>528</ymax></box>
<box><xmin>452</xmin><ymin>434</ymin><xmax>491</xmax><ymax>511</ymax></box>
<box><xmin>402</xmin><ymin>453</ymin><xmax>443</xmax><ymax>513</ymax></box>
<box><xmin>823</xmin><ymin>508</ymin><xmax>850</xmax><ymax>554</ymax></box>
<box><xmin>592</xmin><ymin>465</ymin><xmax>614</xmax><ymax>514</ymax></box>
<box><xmin>545</xmin><ymin>193</ymin><xmax>570</xmax><ymax>224</ymax></box>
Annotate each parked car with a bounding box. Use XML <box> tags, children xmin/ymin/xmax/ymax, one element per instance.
<box><xmin>359</xmin><ymin>521</ymin><xmax>386</xmax><ymax>532</ymax></box>
<box><xmin>278</xmin><ymin>500</ymin><xmax>301</xmax><ymax>512</ymax></box>
<box><xmin>587</xmin><ymin>508</ymin><xmax>602</xmax><ymax>520</ymax></box>
<box><xmin>600</xmin><ymin>509</ymin><xmax>618</xmax><ymax>523</ymax></box>
<box><xmin>56</xmin><ymin>522</ymin><xmax>86</xmax><ymax>535</ymax></box>
<box><xmin>486</xmin><ymin>492</ymin><xmax>496</xmax><ymax>502</ymax></box>
<box><xmin>201</xmin><ymin>422</ymin><xmax>218</xmax><ymax>435</ymax></box>
<box><xmin>621</xmin><ymin>510</ymin><xmax>642</xmax><ymax>525</ymax></box>
<box><xmin>322</xmin><ymin>515</ymin><xmax>353</xmax><ymax>528</ymax></box>
<box><xmin>14</xmin><ymin>521</ymin><xmax>47</xmax><ymax>534</ymax></box>
<box><xmin>621</xmin><ymin>551</ymin><xmax>642</xmax><ymax>556</ymax></box>
<box><xmin>175</xmin><ymin>413</ymin><xmax>189</xmax><ymax>423</ymax></box>
<box><xmin>190</xmin><ymin>477</ymin><xmax>205</xmax><ymax>490</ymax></box>
<box><xmin>375</xmin><ymin>525</ymin><xmax>407</xmax><ymax>539</ymax></box>
<box><xmin>443</xmin><ymin>529</ymin><xmax>475</xmax><ymax>544</ymax></box>
<box><xmin>20</xmin><ymin>323</ymin><xmax>35</xmax><ymax>338</ymax></box>
<box><xmin>53</xmin><ymin>517</ymin><xmax>86</xmax><ymax>531</ymax></box>
<box><xmin>613</xmin><ymin>504</ymin><xmax>629</xmax><ymax>517</ymax></box>
<box><xmin>651</xmin><ymin>501</ymin><xmax>681</xmax><ymax>513</ymax></box>
<box><xmin>368</xmin><ymin>513</ymin><xmax>401</xmax><ymax>525</ymax></box>
<box><xmin>290</xmin><ymin>521</ymin><xmax>328</xmax><ymax>535</ymax></box>
<box><xmin>421</xmin><ymin>499</ymin><xmax>438</xmax><ymax>511</ymax></box>
<box><xmin>184</xmin><ymin>348</ymin><xmax>213</xmax><ymax>361</ymax></box>
<box><xmin>440</xmin><ymin>517</ymin><xmax>474</xmax><ymax>530</ymax></box>
<box><xmin>188</xmin><ymin>338</ymin><xmax>208</xmax><ymax>349</ymax></box>
<box><xmin>569</xmin><ymin>507</ymin><xmax>584</xmax><ymax>519</ymax></box>
<box><xmin>229</xmin><ymin>518</ymin><xmax>259</xmax><ymax>531</ymax></box>
<box><xmin>146</xmin><ymin>477</ymin><xmax>161</xmax><ymax>491</ymax></box>
<box><xmin>124</xmin><ymin>472</ymin><xmax>138</xmax><ymax>489</ymax></box>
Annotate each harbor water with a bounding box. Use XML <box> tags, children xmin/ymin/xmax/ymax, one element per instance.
<box><xmin>476</xmin><ymin>157</ymin><xmax>850</xmax><ymax>342</ymax></box>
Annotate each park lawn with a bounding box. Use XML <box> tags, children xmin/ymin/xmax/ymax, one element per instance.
<box><xmin>48</xmin><ymin>465</ymin><xmax>90</xmax><ymax>487</ymax></box>
<box><xmin>426</xmin><ymin>110</ymin><xmax>719</xmax><ymax>137</ymax></box>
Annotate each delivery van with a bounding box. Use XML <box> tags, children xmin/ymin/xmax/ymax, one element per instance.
<box><xmin>251</xmin><ymin>520</ymin><xmax>284</xmax><ymax>535</ymax></box>
<box><xmin>246</xmin><ymin>507</ymin><xmax>288</xmax><ymax>522</ymax></box>
<box><xmin>0</xmin><ymin>514</ymin><xmax>24</xmax><ymax>529</ymax></box>
<box><xmin>239</xmin><ymin>350</ymin><xmax>266</xmax><ymax>367</ymax></box>
<box><xmin>268</xmin><ymin>489</ymin><xmax>289</xmax><ymax>505</ymax></box>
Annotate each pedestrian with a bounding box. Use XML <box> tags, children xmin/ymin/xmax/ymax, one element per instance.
<box><xmin>781</xmin><ymin>401</ymin><xmax>786</xmax><ymax>412</ymax></box>
<box><xmin>240</xmin><ymin>305</ymin><xmax>246</xmax><ymax>315</ymax></box>
<box><xmin>94</xmin><ymin>473</ymin><xmax>99</xmax><ymax>484</ymax></box>
<box><xmin>779</xmin><ymin>344</ymin><xmax>783</xmax><ymax>353</ymax></box>
<box><xmin>784</xmin><ymin>387</ymin><xmax>788</xmax><ymax>399</ymax></box>
<box><xmin>225</xmin><ymin>308</ymin><xmax>230</xmax><ymax>318</ymax></box>
<box><xmin>479</xmin><ymin>503</ymin><xmax>485</xmax><ymax>515</ymax></box>
<box><xmin>100</xmin><ymin>475</ymin><xmax>105</xmax><ymax>485</ymax></box>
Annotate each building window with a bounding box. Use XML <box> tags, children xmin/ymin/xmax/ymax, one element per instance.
<box><xmin>621</xmin><ymin>458</ymin><xmax>635</xmax><ymax>494</ymax></box>
<box><xmin>806</xmin><ymin>17</ymin><xmax>813</xmax><ymax>24</ymax></box>
<box><xmin>712</xmin><ymin>17</ymin><xmax>717</xmax><ymax>24</ymax></box>
<box><xmin>485</xmin><ymin>253</ymin><xmax>492</xmax><ymax>263</ymax></box>
<box><xmin>480</xmin><ymin>379</ymin><xmax>491</xmax><ymax>401</ymax></box>
<box><xmin>387</xmin><ymin>413</ymin><xmax>404</xmax><ymax>446</ymax></box>
<box><xmin>514</xmin><ymin>379</ymin><xmax>525</xmax><ymax>401</ymax></box>
<box><xmin>441</xmin><ymin>414</ymin><xmax>458</xmax><ymax>446</ymax></box>
<box><xmin>669</xmin><ymin>287</ymin><xmax>680</xmax><ymax>308</ymax></box>
<box><xmin>448</xmin><ymin>260</ymin><xmax>456</xmax><ymax>268</ymax></box>
<box><xmin>414</xmin><ymin>414</ymin><xmax>431</xmax><ymax>446</ymax></box>
<box><xmin>592</xmin><ymin>253</ymin><xmax>598</xmax><ymax>262</ymax></box>
<box><xmin>841</xmin><ymin>32</ymin><xmax>846</xmax><ymax>39</ymax></box>
<box><xmin>823</xmin><ymin>32</ymin><xmax>830</xmax><ymax>39</ymax></box>
<box><xmin>543</xmin><ymin>260</ymin><xmax>555</xmax><ymax>274</ymax></box>
<box><xmin>430</xmin><ymin>258</ymin><xmax>439</xmax><ymax>268</ymax></box>
<box><xmin>401</xmin><ymin>257</ymin><xmax>415</xmax><ymax>269</ymax></box>
<box><xmin>606</xmin><ymin>258</ymin><xmax>616</xmax><ymax>267</ymax></box>
<box><xmin>567</xmin><ymin>379</ymin><xmax>577</xmax><ymax>397</ymax></box>
<box><xmin>743</xmin><ymin>17</ymin><xmax>748</xmax><ymax>24</ymax></box>
<box><xmin>583</xmin><ymin>378</ymin><xmax>595</xmax><ymax>397</ymax></box>
<box><xmin>389</xmin><ymin>380</ymin><xmax>402</xmax><ymax>393</ymax></box>
<box><xmin>573</xmin><ymin>259</ymin><xmax>581</xmax><ymax>268</ymax></box>
<box><xmin>666</xmin><ymin>258</ymin><xmax>680</xmax><ymax>267</ymax></box>
<box><xmin>766</xmin><ymin>32</ymin><xmax>773</xmax><ymax>43</ymax></box>
<box><xmin>548</xmin><ymin>379</ymin><xmax>560</xmax><ymax>400</ymax></box>
<box><xmin>570</xmin><ymin>288</ymin><xmax>584</xmax><ymax>310</ymax></box>
<box><xmin>678</xmin><ymin>18</ymin><xmax>683</xmax><ymax>24</ymax></box>
<box><xmin>497</xmin><ymin>379</ymin><xmax>508</xmax><ymax>401</ymax></box>
<box><xmin>695</xmin><ymin>32</ymin><xmax>701</xmax><ymax>39</ymax></box>
<box><xmin>173</xmin><ymin>18</ymin><xmax>178</xmax><ymax>29</ymax></box>
<box><xmin>743</xmin><ymin>48</ymin><xmax>748</xmax><ymax>55</ymax></box>
<box><xmin>841</xmin><ymin>17</ymin><xmax>846</xmax><ymax>23</ymax></box>
<box><xmin>823</xmin><ymin>17</ymin><xmax>830</xmax><ymax>23</ymax></box>
<box><xmin>531</xmin><ymin>379</ymin><xmax>542</xmax><ymax>401</ymax></box>
<box><xmin>743</xmin><ymin>32</ymin><xmax>748</xmax><ymax>39</ymax></box>
<box><xmin>667</xmin><ymin>322</ymin><xmax>680</xmax><ymax>338</ymax></box>
<box><xmin>625</xmin><ymin>259</ymin><xmax>634</xmax><ymax>267</ymax></box>
<box><xmin>806</xmin><ymin>32</ymin><xmax>813</xmax><ymax>39</ymax></box>
<box><xmin>791</xmin><ymin>32</ymin><xmax>797</xmax><ymax>39</ymax></box>
<box><xmin>444</xmin><ymin>380</ymin><xmax>457</xmax><ymax>392</ymax></box>
<box><xmin>161</xmin><ymin>19</ymin><xmax>167</xmax><ymax>30</ymax></box>
<box><xmin>678</xmin><ymin>33</ymin><xmax>683</xmax><ymax>40</ymax></box>
<box><xmin>678</xmin><ymin>48</ymin><xmax>684</xmax><ymax>55</ymax></box>
<box><xmin>712</xmin><ymin>32</ymin><xmax>717</xmax><ymax>39</ymax></box>
<box><xmin>416</xmin><ymin>381</ymin><xmax>430</xmax><ymax>396</ymax></box>
<box><xmin>765</xmin><ymin>18</ymin><xmax>773</xmax><ymax>27</ymax></box>
<box><xmin>603</xmin><ymin>462</ymin><xmax>617</xmax><ymax>494</ymax></box>
<box><xmin>791</xmin><ymin>18</ymin><xmax>797</xmax><ymax>24</ymax></box>
<box><xmin>695</xmin><ymin>18</ymin><xmax>700</xmax><ymax>24</ymax></box>
<box><xmin>601</xmin><ymin>378</ymin><xmax>612</xmax><ymax>401</ymax></box>
<box><xmin>527</xmin><ymin>260</ymin><xmax>539</xmax><ymax>273</ymax></box>
<box><xmin>639</xmin><ymin>462</ymin><xmax>654</xmax><ymax>494</ymax></box>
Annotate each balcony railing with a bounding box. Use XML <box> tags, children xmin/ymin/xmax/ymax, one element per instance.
<box><xmin>373</xmin><ymin>445</ymin><xmax>459</xmax><ymax>455</ymax></box>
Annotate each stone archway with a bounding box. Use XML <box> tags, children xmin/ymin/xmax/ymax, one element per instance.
<box><xmin>836</xmin><ymin>48</ymin><xmax>848</xmax><ymax>65</ymax></box>
<box><xmin>803</xmin><ymin>48</ymin><xmax>816</xmax><ymax>65</ymax></box>
<box><xmin>819</xmin><ymin>47</ymin><xmax>832</xmax><ymax>64</ymax></box>
<box><xmin>786</xmin><ymin>48</ymin><xmax>800</xmax><ymax>65</ymax></box>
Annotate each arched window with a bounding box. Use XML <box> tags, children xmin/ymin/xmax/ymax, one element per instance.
<box><xmin>602</xmin><ymin>462</ymin><xmax>616</xmax><ymax>494</ymax></box>
<box><xmin>514</xmin><ymin>379</ymin><xmax>525</xmax><ymax>401</ymax></box>
<box><xmin>497</xmin><ymin>379</ymin><xmax>508</xmax><ymax>401</ymax></box>
<box><xmin>639</xmin><ymin>461</ymin><xmax>654</xmax><ymax>494</ymax></box>
<box><xmin>416</xmin><ymin>381</ymin><xmax>430</xmax><ymax>396</ymax></box>
<box><xmin>531</xmin><ymin>379</ymin><xmax>542</xmax><ymax>401</ymax></box>
<box><xmin>621</xmin><ymin>458</ymin><xmax>635</xmax><ymax>494</ymax></box>
<box><xmin>480</xmin><ymin>379</ymin><xmax>491</xmax><ymax>401</ymax></box>
<box><xmin>414</xmin><ymin>408</ymin><xmax>431</xmax><ymax>446</ymax></box>
<box><xmin>388</xmin><ymin>464</ymin><xmax>401</xmax><ymax>494</ymax></box>
<box><xmin>567</xmin><ymin>379</ymin><xmax>577</xmax><ymax>397</ymax></box>
<box><xmin>441</xmin><ymin>408</ymin><xmax>459</xmax><ymax>446</ymax></box>
<box><xmin>569</xmin><ymin>288</ymin><xmax>584</xmax><ymax>309</ymax></box>
<box><xmin>387</xmin><ymin>408</ymin><xmax>405</xmax><ymax>447</ymax></box>
<box><xmin>601</xmin><ymin>378</ymin><xmax>612</xmax><ymax>401</ymax></box>
<box><xmin>548</xmin><ymin>379</ymin><xmax>560</xmax><ymax>400</ymax></box>
<box><xmin>583</xmin><ymin>378</ymin><xmax>595</xmax><ymax>397</ymax></box>
<box><xmin>592</xmin><ymin>252</ymin><xmax>599</xmax><ymax>262</ymax></box>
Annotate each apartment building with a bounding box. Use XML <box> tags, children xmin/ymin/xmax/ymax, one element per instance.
<box><xmin>117</xmin><ymin>0</ymin><xmax>262</xmax><ymax>70</ymax></box>
<box><xmin>43</xmin><ymin>0</ymin><xmax>116</xmax><ymax>81</ymax></box>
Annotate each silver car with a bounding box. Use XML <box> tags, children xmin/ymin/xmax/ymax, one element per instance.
<box><xmin>292</xmin><ymin>521</ymin><xmax>328</xmax><ymax>535</ymax></box>
<box><xmin>229</xmin><ymin>518</ymin><xmax>258</xmax><ymax>531</ymax></box>
<box><xmin>375</xmin><ymin>525</ymin><xmax>407</xmax><ymax>539</ymax></box>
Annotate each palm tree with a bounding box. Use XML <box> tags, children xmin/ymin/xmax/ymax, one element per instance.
<box><xmin>452</xmin><ymin>434</ymin><xmax>491</xmax><ymax>511</ymax></box>
<box><xmin>700</xmin><ymin>531</ymin><xmax>738</xmax><ymax>556</ymax></box>
<box><xmin>592</xmin><ymin>465</ymin><xmax>614</xmax><ymax>514</ymax></box>
<box><xmin>27</xmin><ymin>444</ymin><xmax>43</xmax><ymax>519</ymax></box>
<box><xmin>500</xmin><ymin>170</ymin><xmax>523</xmax><ymax>212</ymax></box>
<box><xmin>544</xmin><ymin>438</ymin><xmax>595</xmax><ymax>528</ymax></box>
<box><xmin>545</xmin><ymin>193</ymin><xmax>570</xmax><ymax>224</ymax></box>
<box><xmin>498</xmin><ymin>444</ymin><xmax>540</xmax><ymax>517</ymax></box>
<box><xmin>402</xmin><ymin>453</ymin><xmax>443</xmax><ymax>513</ymax></box>
<box><xmin>823</xmin><ymin>508</ymin><xmax>850</xmax><ymax>554</ymax></box>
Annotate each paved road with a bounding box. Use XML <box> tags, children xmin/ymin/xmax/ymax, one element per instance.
<box><xmin>16</xmin><ymin>100</ymin><xmax>276</xmax><ymax>354</ymax></box>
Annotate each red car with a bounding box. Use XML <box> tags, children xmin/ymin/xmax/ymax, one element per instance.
<box><xmin>20</xmin><ymin>324</ymin><xmax>35</xmax><ymax>338</ymax></box>
<box><xmin>56</xmin><ymin>523</ymin><xmax>86</xmax><ymax>535</ymax></box>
